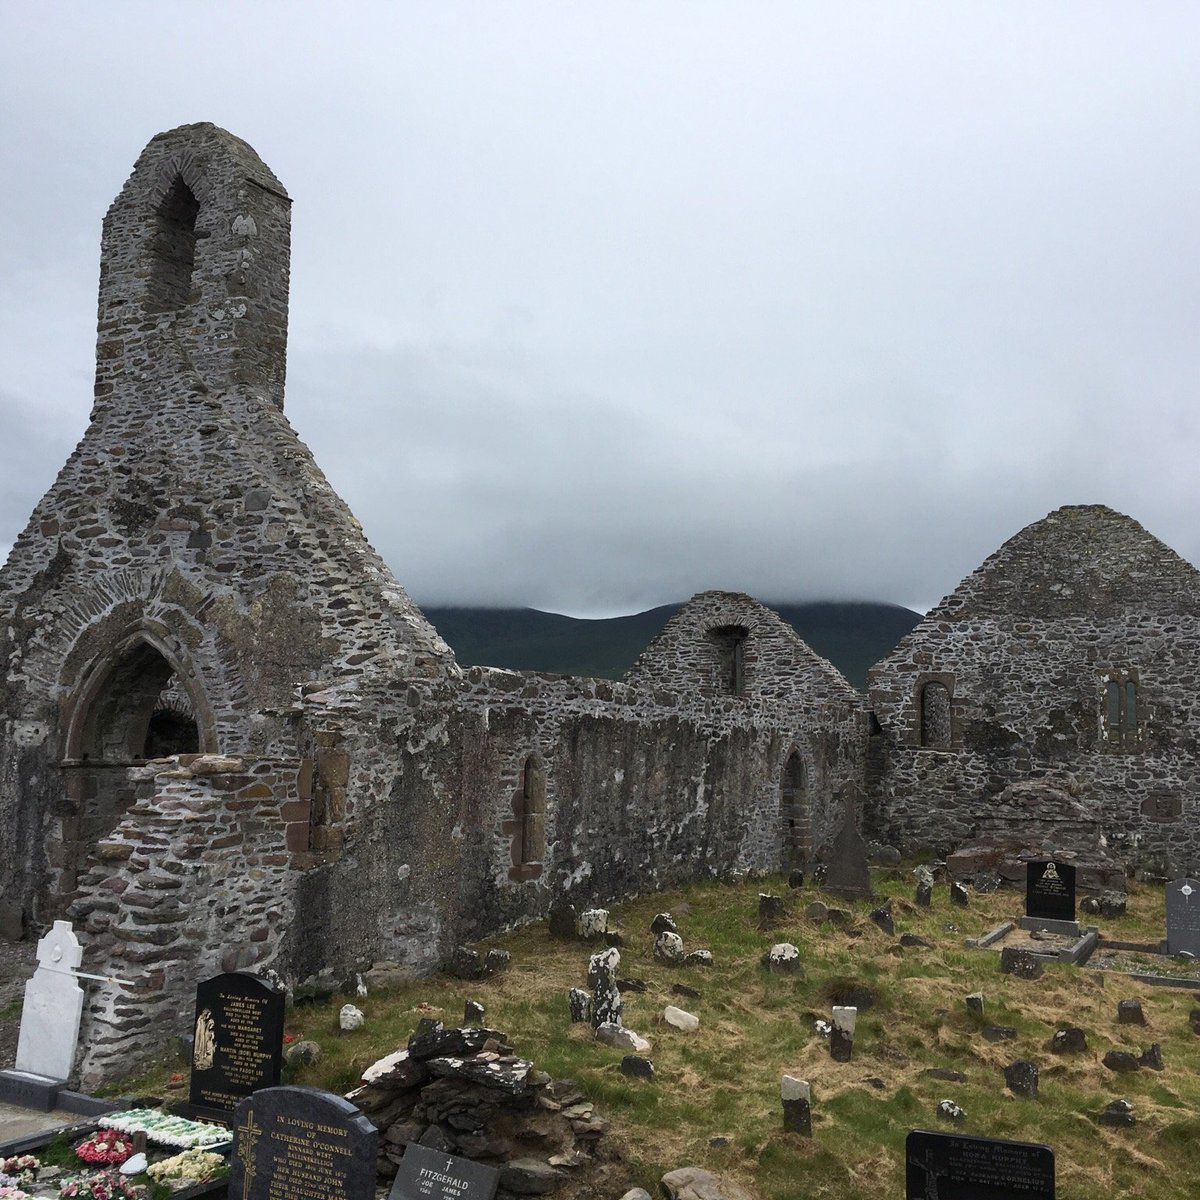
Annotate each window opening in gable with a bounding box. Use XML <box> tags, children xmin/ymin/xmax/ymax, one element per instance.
<box><xmin>709</xmin><ymin>625</ymin><xmax>749</xmax><ymax>696</ymax></box>
<box><xmin>147</xmin><ymin>176</ymin><xmax>200</xmax><ymax>313</ymax></box>
<box><xmin>919</xmin><ymin>681</ymin><xmax>952</xmax><ymax>749</ymax></box>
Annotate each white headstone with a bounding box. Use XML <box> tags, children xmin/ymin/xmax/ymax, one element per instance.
<box><xmin>832</xmin><ymin>1005</ymin><xmax>858</xmax><ymax>1035</ymax></box>
<box><xmin>15</xmin><ymin>920</ymin><xmax>85</xmax><ymax>1081</ymax></box>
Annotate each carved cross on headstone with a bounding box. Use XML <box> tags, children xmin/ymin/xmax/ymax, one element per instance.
<box><xmin>15</xmin><ymin>920</ymin><xmax>86</xmax><ymax>1082</ymax></box>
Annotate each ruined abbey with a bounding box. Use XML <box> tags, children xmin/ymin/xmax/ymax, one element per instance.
<box><xmin>1</xmin><ymin>125</ymin><xmax>1197</xmax><ymax>1083</ymax></box>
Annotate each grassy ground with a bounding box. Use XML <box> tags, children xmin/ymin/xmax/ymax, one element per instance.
<box><xmin>132</xmin><ymin>873</ymin><xmax>1200</xmax><ymax>1199</ymax></box>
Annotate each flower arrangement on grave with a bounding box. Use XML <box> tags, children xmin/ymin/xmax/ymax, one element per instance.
<box><xmin>74</xmin><ymin>1132</ymin><xmax>135</xmax><ymax>1168</ymax></box>
<box><xmin>59</xmin><ymin>1172</ymin><xmax>140</xmax><ymax>1200</ymax></box>
<box><xmin>0</xmin><ymin>1159</ymin><xmax>38</xmax><ymax>1179</ymax></box>
<box><xmin>146</xmin><ymin>1150</ymin><xmax>226</xmax><ymax>1186</ymax></box>
<box><xmin>0</xmin><ymin>1184</ymin><xmax>32</xmax><ymax>1200</ymax></box>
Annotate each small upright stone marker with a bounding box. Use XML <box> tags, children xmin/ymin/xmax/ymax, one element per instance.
<box><xmin>1004</xmin><ymin>1060</ymin><xmax>1039</xmax><ymax>1099</ymax></box>
<box><xmin>13</xmin><ymin>920</ymin><xmax>85</xmax><ymax>1084</ymax></box>
<box><xmin>781</xmin><ymin>1075</ymin><xmax>812</xmax><ymax>1136</ymax></box>
<box><xmin>589</xmin><ymin>948</ymin><xmax>622</xmax><ymax>1029</ymax></box>
<box><xmin>950</xmin><ymin>882</ymin><xmax>969</xmax><ymax>907</ymax></box>
<box><xmin>914</xmin><ymin>865</ymin><xmax>934</xmax><ymax>908</ymax></box>
<box><xmin>830</xmin><ymin>1006</ymin><xmax>857</xmax><ymax>1062</ymax></box>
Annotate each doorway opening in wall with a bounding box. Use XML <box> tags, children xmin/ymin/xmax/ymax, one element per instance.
<box><xmin>57</xmin><ymin>637</ymin><xmax>209</xmax><ymax>902</ymax></box>
<box><xmin>780</xmin><ymin>750</ymin><xmax>810</xmax><ymax>867</ymax></box>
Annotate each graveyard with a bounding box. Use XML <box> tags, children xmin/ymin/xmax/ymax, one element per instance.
<box><xmin>2</xmin><ymin>120</ymin><xmax>1200</xmax><ymax>1200</ymax></box>
<box><xmin>2</xmin><ymin>865</ymin><xmax>1192</xmax><ymax>1200</ymax></box>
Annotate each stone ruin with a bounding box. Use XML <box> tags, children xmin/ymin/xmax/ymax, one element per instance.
<box><xmin>2</xmin><ymin>123</ymin><xmax>1199</xmax><ymax>1084</ymax></box>
<box><xmin>0</xmin><ymin>124</ymin><xmax>861</xmax><ymax>1083</ymax></box>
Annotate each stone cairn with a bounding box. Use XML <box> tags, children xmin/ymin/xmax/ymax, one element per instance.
<box><xmin>347</xmin><ymin>1023</ymin><xmax>620</xmax><ymax>1198</ymax></box>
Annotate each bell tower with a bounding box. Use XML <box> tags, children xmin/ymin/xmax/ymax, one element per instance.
<box><xmin>93</xmin><ymin>122</ymin><xmax>292</xmax><ymax>414</ymax></box>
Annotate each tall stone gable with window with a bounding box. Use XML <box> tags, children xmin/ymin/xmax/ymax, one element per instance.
<box><xmin>0</xmin><ymin>125</ymin><xmax>866</xmax><ymax>1084</ymax></box>
<box><xmin>865</xmin><ymin>504</ymin><xmax>1200</xmax><ymax>872</ymax></box>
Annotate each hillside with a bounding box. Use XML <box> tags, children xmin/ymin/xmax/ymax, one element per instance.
<box><xmin>421</xmin><ymin>601</ymin><xmax>921</xmax><ymax>690</ymax></box>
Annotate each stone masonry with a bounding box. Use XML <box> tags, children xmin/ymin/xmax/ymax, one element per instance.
<box><xmin>0</xmin><ymin>125</ymin><xmax>866</xmax><ymax>1084</ymax></box>
<box><xmin>865</xmin><ymin>505</ymin><xmax>1200</xmax><ymax>874</ymax></box>
<box><xmin>5</xmin><ymin>125</ymin><xmax>1199</xmax><ymax>1086</ymax></box>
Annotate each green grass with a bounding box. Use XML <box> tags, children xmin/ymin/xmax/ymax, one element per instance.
<box><xmin>121</xmin><ymin>873</ymin><xmax>1200</xmax><ymax>1200</ymax></box>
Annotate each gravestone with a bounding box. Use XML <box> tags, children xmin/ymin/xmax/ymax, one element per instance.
<box><xmin>188</xmin><ymin>971</ymin><xmax>285</xmax><ymax>1119</ymax></box>
<box><xmin>389</xmin><ymin>1141</ymin><xmax>501</xmax><ymax>1200</ymax></box>
<box><xmin>824</xmin><ymin>786</ymin><xmax>873</xmax><ymax>900</ymax></box>
<box><xmin>1021</xmin><ymin>861</ymin><xmax>1077</xmax><ymax>935</ymax></box>
<box><xmin>906</xmin><ymin>1130</ymin><xmax>1054</xmax><ymax>1199</ymax></box>
<box><xmin>230</xmin><ymin>1085</ymin><xmax>377</xmax><ymax>1200</ymax></box>
<box><xmin>1165</xmin><ymin>878</ymin><xmax>1200</xmax><ymax>956</ymax></box>
<box><xmin>13</xmin><ymin>920</ymin><xmax>85</xmax><ymax>1083</ymax></box>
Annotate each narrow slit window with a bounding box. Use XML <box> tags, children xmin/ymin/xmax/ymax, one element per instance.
<box><xmin>1106</xmin><ymin>681</ymin><xmax>1121</xmax><ymax>728</ymax></box>
<box><xmin>919</xmin><ymin>681</ymin><xmax>952</xmax><ymax>749</ymax></box>
<box><xmin>1123</xmin><ymin>681</ymin><xmax>1137</xmax><ymax>732</ymax></box>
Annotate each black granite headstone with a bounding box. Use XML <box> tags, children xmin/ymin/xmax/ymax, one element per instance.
<box><xmin>1165</xmin><ymin>877</ymin><xmax>1200</xmax><ymax>956</ymax></box>
<box><xmin>389</xmin><ymin>1143</ymin><xmax>501</xmax><ymax>1200</ymax></box>
<box><xmin>906</xmin><ymin>1130</ymin><xmax>1054</xmax><ymax>1199</ymax></box>
<box><xmin>230</xmin><ymin>1085</ymin><xmax>377</xmax><ymax>1200</ymax></box>
<box><xmin>188</xmin><ymin>972</ymin><xmax>285</xmax><ymax>1119</ymax></box>
<box><xmin>1025</xmin><ymin>861</ymin><xmax>1076</xmax><ymax>924</ymax></box>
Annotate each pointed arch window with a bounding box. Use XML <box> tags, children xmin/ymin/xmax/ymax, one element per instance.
<box><xmin>147</xmin><ymin>176</ymin><xmax>200</xmax><ymax>312</ymax></box>
<box><xmin>508</xmin><ymin>755</ymin><xmax>546</xmax><ymax>880</ymax></box>
<box><xmin>780</xmin><ymin>750</ymin><xmax>810</xmax><ymax>866</ymax></box>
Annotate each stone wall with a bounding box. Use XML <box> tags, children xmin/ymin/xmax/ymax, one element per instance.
<box><xmin>0</xmin><ymin>124</ymin><xmax>455</xmax><ymax>928</ymax></box>
<box><xmin>67</xmin><ymin>754</ymin><xmax>302</xmax><ymax>1087</ymax></box>
<box><xmin>866</xmin><ymin>505</ymin><xmax>1200</xmax><ymax>874</ymax></box>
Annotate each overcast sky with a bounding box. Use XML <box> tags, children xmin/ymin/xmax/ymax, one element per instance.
<box><xmin>2</xmin><ymin>4</ymin><xmax>1197</xmax><ymax>616</ymax></box>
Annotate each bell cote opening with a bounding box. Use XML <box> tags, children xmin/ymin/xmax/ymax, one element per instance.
<box><xmin>147</xmin><ymin>176</ymin><xmax>200</xmax><ymax>313</ymax></box>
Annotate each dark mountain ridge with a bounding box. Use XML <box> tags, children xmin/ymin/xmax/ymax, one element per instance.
<box><xmin>422</xmin><ymin>600</ymin><xmax>921</xmax><ymax>691</ymax></box>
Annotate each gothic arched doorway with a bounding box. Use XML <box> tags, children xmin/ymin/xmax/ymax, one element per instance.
<box><xmin>57</xmin><ymin>635</ymin><xmax>213</xmax><ymax>899</ymax></box>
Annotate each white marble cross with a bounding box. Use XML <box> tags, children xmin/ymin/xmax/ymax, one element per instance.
<box><xmin>14</xmin><ymin>920</ymin><xmax>85</xmax><ymax>1082</ymax></box>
